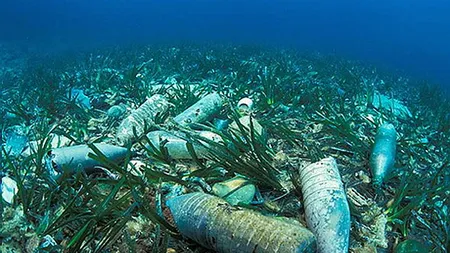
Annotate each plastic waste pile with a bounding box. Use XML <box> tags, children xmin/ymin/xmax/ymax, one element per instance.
<box><xmin>1</xmin><ymin>90</ymin><xmax>402</xmax><ymax>253</ymax></box>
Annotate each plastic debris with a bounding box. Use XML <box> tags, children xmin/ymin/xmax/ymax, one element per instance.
<box><xmin>166</xmin><ymin>192</ymin><xmax>316</xmax><ymax>253</ymax></box>
<box><xmin>229</xmin><ymin>115</ymin><xmax>265</xmax><ymax>139</ymax></box>
<box><xmin>146</xmin><ymin>130</ymin><xmax>222</xmax><ymax>160</ymax></box>
<box><xmin>40</xmin><ymin>235</ymin><xmax>57</xmax><ymax>249</ymax></box>
<box><xmin>70</xmin><ymin>88</ymin><xmax>91</xmax><ymax>110</ymax></box>
<box><xmin>298</xmin><ymin>157</ymin><xmax>350</xmax><ymax>253</ymax></box>
<box><xmin>1</xmin><ymin>176</ymin><xmax>18</xmax><ymax>204</ymax></box>
<box><xmin>45</xmin><ymin>143</ymin><xmax>128</xmax><ymax>176</ymax></box>
<box><xmin>212</xmin><ymin>176</ymin><xmax>256</xmax><ymax>205</ymax></box>
<box><xmin>372</xmin><ymin>93</ymin><xmax>412</xmax><ymax>119</ymax></box>
<box><xmin>107</xmin><ymin>104</ymin><xmax>127</xmax><ymax>118</ymax></box>
<box><xmin>212</xmin><ymin>118</ymin><xmax>230</xmax><ymax>131</ymax></box>
<box><xmin>173</xmin><ymin>92</ymin><xmax>223</xmax><ymax>126</ymax></box>
<box><xmin>116</xmin><ymin>94</ymin><xmax>170</xmax><ymax>146</ymax></box>
<box><xmin>237</xmin><ymin>97</ymin><xmax>254</xmax><ymax>115</ymax></box>
<box><xmin>307</xmin><ymin>71</ymin><xmax>319</xmax><ymax>77</ymax></box>
<box><xmin>4</xmin><ymin>125</ymin><xmax>28</xmax><ymax>157</ymax></box>
<box><xmin>22</xmin><ymin>134</ymin><xmax>74</xmax><ymax>157</ymax></box>
<box><xmin>370</xmin><ymin>123</ymin><xmax>397</xmax><ymax>187</ymax></box>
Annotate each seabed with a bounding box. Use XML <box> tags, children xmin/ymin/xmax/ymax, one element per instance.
<box><xmin>0</xmin><ymin>44</ymin><xmax>448</xmax><ymax>253</ymax></box>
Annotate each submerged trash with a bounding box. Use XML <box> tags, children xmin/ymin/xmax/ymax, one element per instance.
<box><xmin>212</xmin><ymin>176</ymin><xmax>256</xmax><ymax>205</ymax></box>
<box><xmin>40</xmin><ymin>235</ymin><xmax>58</xmax><ymax>249</ymax></box>
<box><xmin>298</xmin><ymin>157</ymin><xmax>350</xmax><ymax>253</ymax></box>
<box><xmin>229</xmin><ymin>115</ymin><xmax>265</xmax><ymax>139</ymax></box>
<box><xmin>237</xmin><ymin>97</ymin><xmax>254</xmax><ymax>115</ymax></box>
<box><xmin>212</xmin><ymin>118</ymin><xmax>230</xmax><ymax>131</ymax></box>
<box><xmin>146</xmin><ymin>130</ymin><xmax>222</xmax><ymax>160</ymax></box>
<box><xmin>370</xmin><ymin>123</ymin><xmax>397</xmax><ymax>187</ymax></box>
<box><xmin>1</xmin><ymin>176</ymin><xmax>18</xmax><ymax>204</ymax></box>
<box><xmin>22</xmin><ymin>134</ymin><xmax>74</xmax><ymax>157</ymax></box>
<box><xmin>173</xmin><ymin>92</ymin><xmax>223</xmax><ymax>126</ymax></box>
<box><xmin>45</xmin><ymin>143</ymin><xmax>128</xmax><ymax>176</ymax></box>
<box><xmin>116</xmin><ymin>94</ymin><xmax>170</xmax><ymax>146</ymax></box>
<box><xmin>166</xmin><ymin>192</ymin><xmax>316</xmax><ymax>253</ymax></box>
<box><xmin>371</xmin><ymin>92</ymin><xmax>412</xmax><ymax>119</ymax></box>
<box><xmin>70</xmin><ymin>88</ymin><xmax>91</xmax><ymax>110</ymax></box>
<box><xmin>4</xmin><ymin>125</ymin><xmax>28</xmax><ymax>157</ymax></box>
<box><xmin>107</xmin><ymin>104</ymin><xmax>127</xmax><ymax>119</ymax></box>
<box><xmin>307</xmin><ymin>71</ymin><xmax>319</xmax><ymax>78</ymax></box>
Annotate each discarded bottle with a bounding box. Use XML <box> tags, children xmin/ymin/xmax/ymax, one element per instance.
<box><xmin>45</xmin><ymin>143</ymin><xmax>128</xmax><ymax>176</ymax></box>
<box><xmin>116</xmin><ymin>94</ymin><xmax>170</xmax><ymax>146</ymax></box>
<box><xmin>166</xmin><ymin>192</ymin><xmax>316</xmax><ymax>253</ymax></box>
<box><xmin>298</xmin><ymin>157</ymin><xmax>350</xmax><ymax>253</ymax></box>
<box><xmin>173</xmin><ymin>92</ymin><xmax>223</xmax><ymax>126</ymax></box>
<box><xmin>146</xmin><ymin>130</ymin><xmax>222</xmax><ymax>160</ymax></box>
<box><xmin>370</xmin><ymin>123</ymin><xmax>397</xmax><ymax>187</ymax></box>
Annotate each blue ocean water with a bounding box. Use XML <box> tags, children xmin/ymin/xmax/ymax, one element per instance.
<box><xmin>1</xmin><ymin>0</ymin><xmax>449</xmax><ymax>90</ymax></box>
<box><xmin>2</xmin><ymin>1</ymin><xmax>450</xmax><ymax>252</ymax></box>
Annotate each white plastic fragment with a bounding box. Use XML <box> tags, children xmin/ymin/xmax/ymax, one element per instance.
<box><xmin>237</xmin><ymin>97</ymin><xmax>254</xmax><ymax>114</ymax></box>
<box><xmin>1</xmin><ymin>176</ymin><xmax>18</xmax><ymax>204</ymax></box>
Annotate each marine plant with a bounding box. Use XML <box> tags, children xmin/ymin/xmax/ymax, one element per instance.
<box><xmin>1</xmin><ymin>44</ymin><xmax>449</xmax><ymax>253</ymax></box>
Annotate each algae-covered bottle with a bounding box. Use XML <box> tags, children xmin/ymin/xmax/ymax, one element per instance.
<box><xmin>173</xmin><ymin>92</ymin><xmax>223</xmax><ymax>126</ymax></box>
<box><xmin>116</xmin><ymin>94</ymin><xmax>170</xmax><ymax>146</ymax></box>
<box><xmin>45</xmin><ymin>143</ymin><xmax>128</xmax><ymax>175</ymax></box>
<box><xmin>146</xmin><ymin>130</ymin><xmax>222</xmax><ymax>159</ymax></box>
<box><xmin>370</xmin><ymin>123</ymin><xmax>397</xmax><ymax>187</ymax></box>
<box><xmin>166</xmin><ymin>192</ymin><xmax>316</xmax><ymax>253</ymax></box>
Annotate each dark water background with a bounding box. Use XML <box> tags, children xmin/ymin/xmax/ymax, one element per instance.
<box><xmin>1</xmin><ymin>0</ymin><xmax>449</xmax><ymax>91</ymax></box>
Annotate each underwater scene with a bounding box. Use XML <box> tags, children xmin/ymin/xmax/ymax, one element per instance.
<box><xmin>1</xmin><ymin>1</ymin><xmax>449</xmax><ymax>253</ymax></box>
